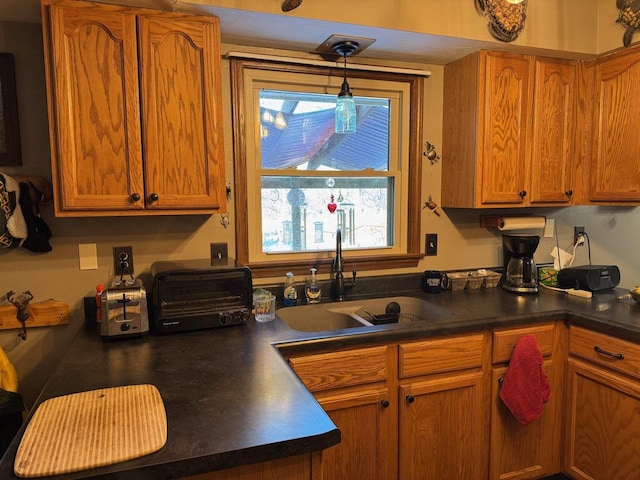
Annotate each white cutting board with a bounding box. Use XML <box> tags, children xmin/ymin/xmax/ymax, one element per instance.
<box><xmin>14</xmin><ymin>384</ymin><xmax>167</xmax><ymax>478</ymax></box>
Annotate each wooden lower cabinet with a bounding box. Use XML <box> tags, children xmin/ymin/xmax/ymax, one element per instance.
<box><xmin>181</xmin><ymin>454</ymin><xmax>312</xmax><ymax>479</ymax></box>
<box><xmin>398</xmin><ymin>333</ymin><xmax>490</xmax><ymax>480</ymax></box>
<box><xmin>311</xmin><ymin>385</ymin><xmax>395</xmax><ymax>480</ymax></box>
<box><xmin>288</xmin><ymin>345</ymin><xmax>396</xmax><ymax>480</ymax></box>
<box><xmin>564</xmin><ymin>327</ymin><xmax>640</xmax><ymax>480</ymax></box>
<box><xmin>399</xmin><ymin>371</ymin><xmax>487</xmax><ymax>479</ymax></box>
<box><xmin>489</xmin><ymin>324</ymin><xmax>563</xmax><ymax>480</ymax></box>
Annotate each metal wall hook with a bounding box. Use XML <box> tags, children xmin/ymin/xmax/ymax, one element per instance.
<box><xmin>423</xmin><ymin>141</ymin><xmax>441</xmax><ymax>164</ymax></box>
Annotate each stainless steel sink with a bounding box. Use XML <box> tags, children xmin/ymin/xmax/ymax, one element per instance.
<box><xmin>276</xmin><ymin>296</ymin><xmax>452</xmax><ymax>332</ymax></box>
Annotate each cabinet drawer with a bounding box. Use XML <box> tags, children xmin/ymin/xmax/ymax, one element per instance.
<box><xmin>569</xmin><ymin>326</ymin><xmax>640</xmax><ymax>379</ymax></box>
<box><xmin>288</xmin><ymin>345</ymin><xmax>388</xmax><ymax>393</ymax></box>
<box><xmin>492</xmin><ymin>324</ymin><xmax>554</xmax><ymax>364</ymax></box>
<box><xmin>399</xmin><ymin>333</ymin><xmax>484</xmax><ymax>379</ymax></box>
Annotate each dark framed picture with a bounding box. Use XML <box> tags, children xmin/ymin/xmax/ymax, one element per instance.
<box><xmin>0</xmin><ymin>53</ymin><xmax>22</xmax><ymax>166</ymax></box>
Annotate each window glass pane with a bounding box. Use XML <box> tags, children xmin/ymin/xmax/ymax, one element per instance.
<box><xmin>261</xmin><ymin>176</ymin><xmax>394</xmax><ymax>253</ymax></box>
<box><xmin>259</xmin><ymin>90</ymin><xmax>390</xmax><ymax>171</ymax></box>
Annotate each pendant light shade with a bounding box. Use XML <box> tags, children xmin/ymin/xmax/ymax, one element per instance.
<box><xmin>332</xmin><ymin>41</ymin><xmax>359</xmax><ymax>134</ymax></box>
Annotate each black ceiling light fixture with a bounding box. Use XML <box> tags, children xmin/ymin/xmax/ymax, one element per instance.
<box><xmin>332</xmin><ymin>40</ymin><xmax>359</xmax><ymax>134</ymax></box>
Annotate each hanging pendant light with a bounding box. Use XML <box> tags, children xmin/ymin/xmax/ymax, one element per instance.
<box><xmin>332</xmin><ymin>41</ymin><xmax>359</xmax><ymax>134</ymax></box>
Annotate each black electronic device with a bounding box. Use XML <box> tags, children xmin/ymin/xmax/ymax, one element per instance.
<box><xmin>557</xmin><ymin>265</ymin><xmax>620</xmax><ymax>292</ymax></box>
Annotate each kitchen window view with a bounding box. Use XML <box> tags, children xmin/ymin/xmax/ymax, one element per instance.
<box><xmin>259</xmin><ymin>90</ymin><xmax>393</xmax><ymax>253</ymax></box>
<box><xmin>231</xmin><ymin>59</ymin><xmax>423</xmax><ymax>269</ymax></box>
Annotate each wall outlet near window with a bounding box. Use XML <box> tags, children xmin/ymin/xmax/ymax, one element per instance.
<box><xmin>425</xmin><ymin>234</ymin><xmax>438</xmax><ymax>256</ymax></box>
<box><xmin>211</xmin><ymin>242</ymin><xmax>228</xmax><ymax>260</ymax></box>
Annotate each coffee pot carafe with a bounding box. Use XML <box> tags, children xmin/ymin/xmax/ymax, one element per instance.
<box><xmin>502</xmin><ymin>234</ymin><xmax>540</xmax><ymax>294</ymax></box>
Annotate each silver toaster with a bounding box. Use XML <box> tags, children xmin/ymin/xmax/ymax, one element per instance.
<box><xmin>101</xmin><ymin>279</ymin><xmax>149</xmax><ymax>338</ymax></box>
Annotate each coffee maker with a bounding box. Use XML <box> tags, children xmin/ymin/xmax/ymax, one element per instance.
<box><xmin>502</xmin><ymin>234</ymin><xmax>540</xmax><ymax>294</ymax></box>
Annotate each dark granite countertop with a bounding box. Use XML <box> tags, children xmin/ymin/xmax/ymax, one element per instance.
<box><xmin>1</xmin><ymin>281</ymin><xmax>639</xmax><ymax>479</ymax></box>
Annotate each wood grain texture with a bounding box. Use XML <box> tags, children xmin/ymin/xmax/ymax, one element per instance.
<box><xmin>492</xmin><ymin>323</ymin><xmax>554</xmax><ymax>364</ymax></box>
<box><xmin>481</xmin><ymin>52</ymin><xmax>532</xmax><ymax>205</ymax></box>
<box><xmin>529</xmin><ymin>57</ymin><xmax>576</xmax><ymax>204</ymax></box>
<box><xmin>399</xmin><ymin>372</ymin><xmax>487</xmax><ymax>480</ymax></box>
<box><xmin>43</xmin><ymin>1</ymin><xmax>227</xmax><ymax>216</ymax></box>
<box><xmin>443</xmin><ymin>51</ymin><xmax>579</xmax><ymax>208</ymax></box>
<box><xmin>591</xmin><ymin>45</ymin><xmax>640</xmax><ymax>202</ymax></box>
<box><xmin>138</xmin><ymin>13</ymin><xmax>226</xmax><ymax>211</ymax></box>
<box><xmin>14</xmin><ymin>384</ymin><xmax>166</xmax><ymax>478</ymax></box>
<box><xmin>289</xmin><ymin>345</ymin><xmax>388</xmax><ymax>393</ymax></box>
<box><xmin>442</xmin><ymin>51</ymin><xmax>480</xmax><ymax>207</ymax></box>
<box><xmin>398</xmin><ymin>333</ymin><xmax>485</xmax><ymax>378</ymax></box>
<box><xmin>289</xmin><ymin>344</ymin><xmax>397</xmax><ymax>480</ymax></box>
<box><xmin>569</xmin><ymin>325</ymin><xmax>640</xmax><ymax>379</ymax></box>
<box><xmin>490</xmin><ymin>322</ymin><xmax>564</xmax><ymax>480</ymax></box>
<box><xmin>49</xmin><ymin>2</ymin><xmax>144</xmax><ymax>212</ymax></box>
<box><xmin>490</xmin><ymin>363</ymin><xmax>559</xmax><ymax>480</ymax></box>
<box><xmin>0</xmin><ymin>299</ymin><xmax>70</xmax><ymax>330</ymax></box>
<box><xmin>564</xmin><ymin>358</ymin><xmax>640</xmax><ymax>480</ymax></box>
<box><xmin>181</xmin><ymin>454</ymin><xmax>312</xmax><ymax>480</ymax></box>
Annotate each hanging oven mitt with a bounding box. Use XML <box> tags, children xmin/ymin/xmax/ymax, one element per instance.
<box><xmin>499</xmin><ymin>334</ymin><xmax>551</xmax><ymax>426</ymax></box>
<box><xmin>0</xmin><ymin>173</ymin><xmax>27</xmax><ymax>249</ymax></box>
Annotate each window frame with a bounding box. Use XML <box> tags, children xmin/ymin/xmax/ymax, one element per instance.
<box><xmin>231</xmin><ymin>58</ymin><xmax>425</xmax><ymax>278</ymax></box>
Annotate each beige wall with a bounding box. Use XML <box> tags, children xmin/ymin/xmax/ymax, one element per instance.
<box><xmin>1</xmin><ymin>1</ymin><xmax>640</xmax><ymax>406</ymax></box>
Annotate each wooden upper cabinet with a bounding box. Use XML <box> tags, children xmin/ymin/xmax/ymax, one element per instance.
<box><xmin>442</xmin><ymin>51</ymin><xmax>576</xmax><ymax>208</ymax></box>
<box><xmin>138</xmin><ymin>14</ymin><xmax>226</xmax><ymax>211</ymax></box>
<box><xmin>47</xmin><ymin>3</ymin><xmax>144</xmax><ymax>212</ymax></box>
<box><xmin>530</xmin><ymin>57</ymin><xmax>576</xmax><ymax>204</ymax></box>
<box><xmin>43</xmin><ymin>0</ymin><xmax>226</xmax><ymax>216</ymax></box>
<box><xmin>591</xmin><ymin>46</ymin><xmax>640</xmax><ymax>202</ymax></box>
<box><xmin>480</xmin><ymin>52</ymin><xmax>532</xmax><ymax>205</ymax></box>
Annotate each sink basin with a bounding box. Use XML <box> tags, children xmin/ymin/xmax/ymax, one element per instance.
<box><xmin>277</xmin><ymin>296</ymin><xmax>452</xmax><ymax>332</ymax></box>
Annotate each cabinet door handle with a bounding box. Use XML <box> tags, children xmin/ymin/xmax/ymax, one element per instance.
<box><xmin>594</xmin><ymin>345</ymin><xmax>625</xmax><ymax>360</ymax></box>
<box><xmin>380</xmin><ymin>399</ymin><xmax>390</xmax><ymax>408</ymax></box>
<box><xmin>130</xmin><ymin>193</ymin><xmax>141</xmax><ymax>202</ymax></box>
<box><xmin>406</xmin><ymin>395</ymin><xmax>415</xmax><ymax>404</ymax></box>
<box><xmin>519</xmin><ymin>190</ymin><xmax>527</xmax><ymax>198</ymax></box>
<box><xmin>565</xmin><ymin>190</ymin><xmax>573</xmax><ymax>197</ymax></box>
<box><xmin>148</xmin><ymin>193</ymin><xmax>159</xmax><ymax>203</ymax></box>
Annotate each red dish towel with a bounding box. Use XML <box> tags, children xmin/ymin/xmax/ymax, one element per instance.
<box><xmin>499</xmin><ymin>334</ymin><xmax>551</xmax><ymax>426</ymax></box>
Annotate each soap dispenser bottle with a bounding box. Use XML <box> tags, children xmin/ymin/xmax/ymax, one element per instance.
<box><xmin>305</xmin><ymin>268</ymin><xmax>322</xmax><ymax>304</ymax></box>
<box><xmin>283</xmin><ymin>271</ymin><xmax>298</xmax><ymax>306</ymax></box>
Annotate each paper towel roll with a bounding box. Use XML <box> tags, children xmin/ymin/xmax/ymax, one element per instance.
<box><xmin>497</xmin><ymin>216</ymin><xmax>546</xmax><ymax>231</ymax></box>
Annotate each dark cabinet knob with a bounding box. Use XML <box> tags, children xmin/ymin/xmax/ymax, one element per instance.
<box><xmin>406</xmin><ymin>395</ymin><xmax>415</xmax><ymax>404</ymax></box>
<box><xmin>519</xmin><ymin>190</ymin><xmax>527</xmax><ymax>198</ymax></box>
<box><xmin>148</xmin><ymin>193</ymin><xmax>159</xmax><ymax>203</ymax></box>
<box><xmin>130</xmin><ymin>193</ymin><xmax>141</xmax><ymax>202</ymax></box>
<box><xmin>380</xmin><ymin>399</ymin><xmax>390</xmax><ymax>408</ymax></box>
<box><xmin>565</xmin><ymin>190</ymin><xmax>573</xmax><ymax>197</ymax></box>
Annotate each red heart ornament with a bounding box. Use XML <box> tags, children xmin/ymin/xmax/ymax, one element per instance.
<box><xmin>327</xmin><ymin>194</ymin><xmax>337</xmax><ymax>213</ymax></box>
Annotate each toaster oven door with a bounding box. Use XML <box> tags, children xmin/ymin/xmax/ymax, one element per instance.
<box><xmin>152</xmin><ymin>270</ymin><xmax>252</xmax><ymax>331</ymax></box>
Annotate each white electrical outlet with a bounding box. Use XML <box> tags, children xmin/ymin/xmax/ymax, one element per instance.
<box><xmin>78</xmin><ymin>243</ymin><xmax>98</xmax><ymax>270</ymax></box>
<box><xmin>543</xmin><ymin>219</ymin><xmax>555</xmax><ymax>238</ymax></box>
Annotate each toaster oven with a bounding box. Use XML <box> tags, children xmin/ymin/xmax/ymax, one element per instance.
<box><xmin>150</xmin><ymin>259</ymin><xmax>253</xmax><ymax>334</ymax></box>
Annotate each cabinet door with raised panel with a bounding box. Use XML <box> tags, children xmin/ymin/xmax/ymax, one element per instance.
<box><xmin>312</xmin><ymin>387</ymin><xmax>394</xmax><ymax>480</ymax></box>
<box><xmin>138</xmin><ymin>14</ymin><xmax>226</xmax><ymax>211</ymax></box>
<box><xmin>565</xmin><ymin>358</ymin><xmax>640</xmax><ymax>480</ymax></box>
<box><xmin>399</xmin><ymin>372</ymin><xmax>487</xmax><ymax>480</ymax></box>
<box><xmin>489</xmin><ymin>324</ymin><xmax>562</xmax><ymax>480</ymax></box>
<box><xmin>529</xmin><ymin>57</ymin><xmax>576</xmax><ymax>204</ymax></box>
<box><xmin>47</xmin><ymin>1</ymin><xmax>144</xmax><ymax>213</ymax></box>
<box><xmin>480</xmin><ymin>52</ymin><xmax>533</xmax><ymax>205</ymax></box>
<box><xmin>288</xmin><ymin>346</ymin><xmax>396</xmax><ymax>480</ymax></box>
<box><xmin>591</xmin><ymin>47</ymin><xmax>640</xmax><ymax>202</ymax></box>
